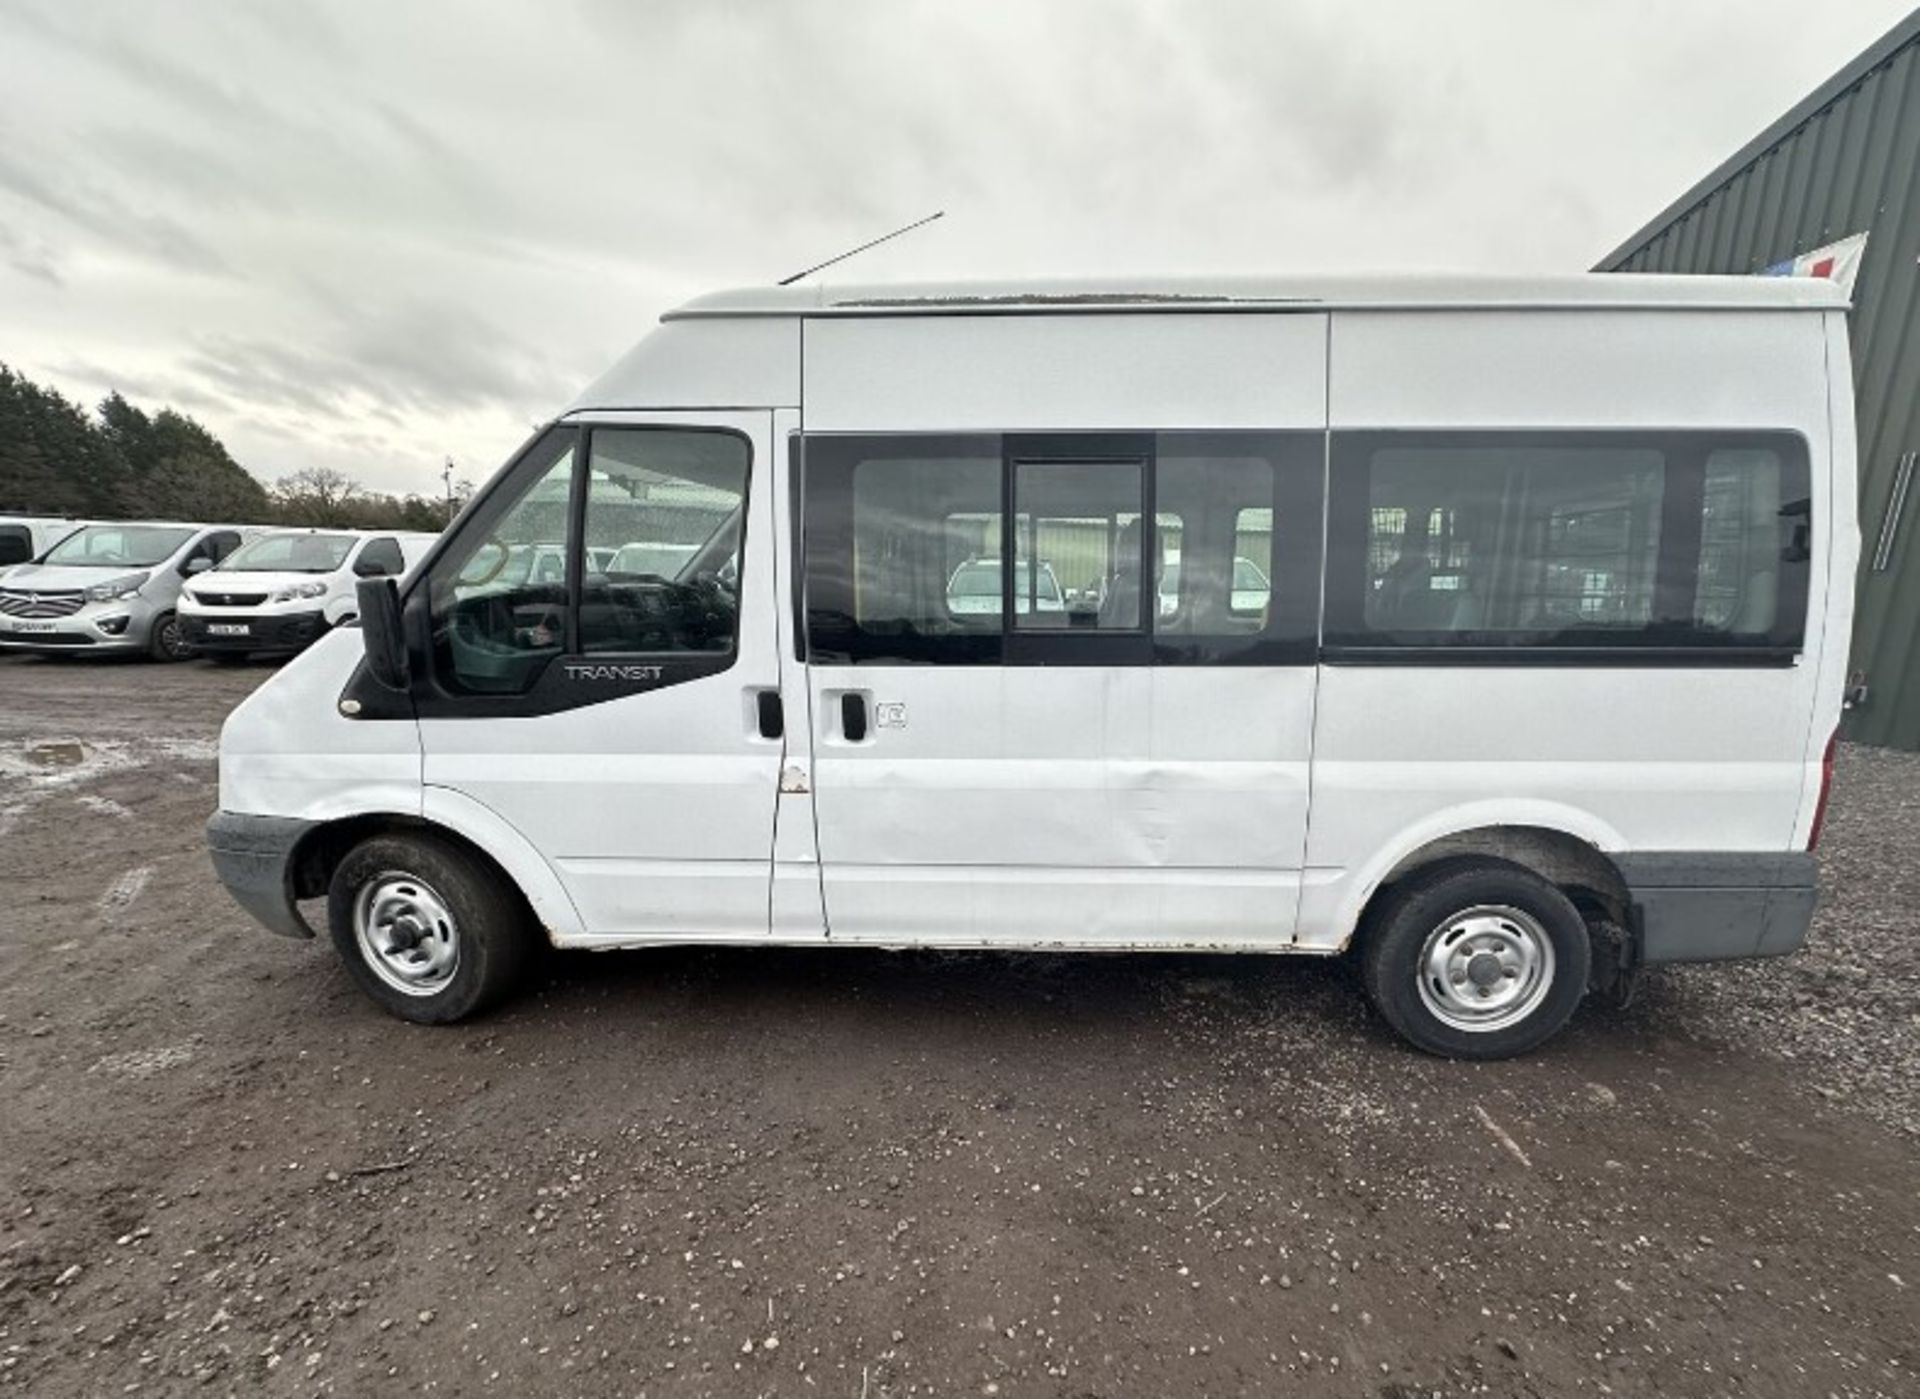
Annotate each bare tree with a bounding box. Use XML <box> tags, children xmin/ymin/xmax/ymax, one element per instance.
<box><xmin>273</xmin><ymin>467</ymin><xmax>363</xmax><ymax>526</ymax></box>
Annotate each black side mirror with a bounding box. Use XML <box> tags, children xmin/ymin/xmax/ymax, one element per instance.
<box><xmin>356</xmin><ymin>576</ymin><xmax>409</xmax><ymax>691</ymax></box>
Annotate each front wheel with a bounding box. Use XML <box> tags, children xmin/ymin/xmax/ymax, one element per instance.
<box><xmin>327</xmin><ymin>832</ymin><xmax>534</xmax><ymax>1023</ymax></box>
<box><xmin>147</xmin><ymin>610</ymin><xmax>194</xmax><ymax>661</ymax></box>
<box><xmin>1360</xmin><ymin>861</ymin><xmax>1590</xmax><ymax>1060</ymax></box>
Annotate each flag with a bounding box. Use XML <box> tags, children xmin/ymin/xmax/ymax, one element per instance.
<box><xmin>1760</xmin><ymin>231</ymin><xmax>1869</xmax><ymax>295</ymax></box>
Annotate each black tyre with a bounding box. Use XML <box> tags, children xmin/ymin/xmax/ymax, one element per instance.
<box><xmin>326</xmin><ymin>832</ymin><xmax>534</xmax><ymax>1024</ymax></box>
<box><xmin>1360</xmin><ymin>861</ymin><xmax>1590</xmax><ymax>1060</ymax></box>
<box><xmin>147</xmin><ymin>611</ymin><xmax>194</xmax><ymax>661</ymax></box>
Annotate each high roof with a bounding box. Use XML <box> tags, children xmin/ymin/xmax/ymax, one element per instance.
<box><xmin>663</xmin><ymin>272</ymin><xmax>1847</xmax><ymax>321</ymax></box>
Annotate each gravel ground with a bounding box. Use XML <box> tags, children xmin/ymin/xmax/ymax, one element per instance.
<box><xmin>1627</xmin><ymin>743</ymin><xmax>1920</xmax><ymax>1139</ymax></box>
<box><xmin>1</xmin><ymin>654</ymin><xmax>1917</xmax><ymax>1397</ymax></box>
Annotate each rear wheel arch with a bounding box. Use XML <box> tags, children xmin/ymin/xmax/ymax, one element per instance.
<box><xmin>1358</xmin><ymin>825</ymin><xmax>1633</xmax><ymax>939</ymax></box>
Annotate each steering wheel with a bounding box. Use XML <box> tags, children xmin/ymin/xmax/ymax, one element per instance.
<box><xmin>460</xmin><ymin>536</ymin><xmax>510</xmax><ymax>588</ymax></box>
<box><xmin>688</xmin><ymin>567</ymin><xmax>735</xmax><ymax>599</ymax></box>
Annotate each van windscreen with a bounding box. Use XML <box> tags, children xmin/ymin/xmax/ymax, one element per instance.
<box><xmin>221</xmin><ymin>533</ymin><xmax>357</xmax><ymax>573</ymax></box>
<box><xmin>43</xmin><ymin>525</ymin><xmax>195</xmax><ymax>568</ymax></box>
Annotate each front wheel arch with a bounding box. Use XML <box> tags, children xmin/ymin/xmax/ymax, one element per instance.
<box><xmin>289</xmin><ymin>814</ymin><xmax>531</xmax><ymax>924</ymax></box>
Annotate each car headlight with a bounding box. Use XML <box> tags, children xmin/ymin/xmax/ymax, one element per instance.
<box><xmin>85</xmin><ymin>572</ymin><xmax>149</xmax><ymax>602</ymax></box>
<box><xmin>269</xmin><ymin>581</ymin><xmax>328</xmax><ymax>603</ymax></box>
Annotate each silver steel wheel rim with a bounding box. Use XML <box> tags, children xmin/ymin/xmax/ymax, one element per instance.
<box><xmin>353</xmin><ymin>872</ymin><xmax>460</xmax><ymax>997</ymax></box>
<box><xmin>1415</xmin><ymin>903</ymin><xmax>1555</xmax><ymax>1033</ymax></box>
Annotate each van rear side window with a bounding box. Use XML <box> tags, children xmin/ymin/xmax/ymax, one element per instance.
<box><xmin>1325</xmin><ymin>431</ymin><xmax>1810</xmax><ymax>659</ymax></box>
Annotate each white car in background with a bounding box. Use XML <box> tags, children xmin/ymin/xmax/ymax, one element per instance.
<box><xmin>945</xmin><ymin>557</ymin><xmax>1066</xmax><ymax>615</ymax></box>
<box><xmin>178</xmin><ymin>528</ymin><xmax>438</xmax><ymax>661</ymax></box>
<box><xmin>0</xmin><ymin>515</ymin><xmax>102</xmax><ymax>580</ymax></box>
<box><xmin>1158</xmin><ymin>555</ymin><xmax>1272</xmax><ymax>617</ymax></box>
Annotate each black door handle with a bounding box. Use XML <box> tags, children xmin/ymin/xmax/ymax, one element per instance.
<box><xmin>756</xmin><ymin>690</ymin><xmax>783</xmax><ymax>740</ymax></box>
<box><xmin>841</xmin><ymin>692</ymin><xmax>868</xmax><ymax>742</ymax></box>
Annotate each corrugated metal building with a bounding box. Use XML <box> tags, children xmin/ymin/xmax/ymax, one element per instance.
<box><xmin>1598</xmin><ymin>8</ymin><xmax>1920</xmax><ymax>748</ymax></box>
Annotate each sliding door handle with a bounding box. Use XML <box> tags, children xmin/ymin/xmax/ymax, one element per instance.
<box><xmin>841</xmin><ymin>691</ymin><xmax>868</xmax><ymax>743</ymax></box>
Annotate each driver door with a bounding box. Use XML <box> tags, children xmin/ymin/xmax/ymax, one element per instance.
<box><xmin>414</xmin><ymin>411</ymin><xmax>786</xmax><ymax>940</ymax></box>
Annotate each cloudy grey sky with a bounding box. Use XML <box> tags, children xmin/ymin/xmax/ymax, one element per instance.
<box><xmin>0</xmin><ymin>0</ymin><xmax>1912</xmax><ymax>498</ymax></box>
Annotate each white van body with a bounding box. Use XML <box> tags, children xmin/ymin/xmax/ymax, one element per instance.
<box><xmin>0</xmin><ymin>521</ymin><xmax>261</xmax><ymax>659</ymax></box>
<box><xmin>0</xmin><ymin>515</ymin><xmax>100</xmax><ymax>579</ymax></box>
<box><xmin>208</xmin><ymin>274</ymin><xmax>1856</xmax><ymax>1056</ymax></box>
<box><xmin>178</xmin><ymin>528</ymin><xmax>438</xmax><ymax>657</ymax></box>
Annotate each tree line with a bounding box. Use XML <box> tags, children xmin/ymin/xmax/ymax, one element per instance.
<box><xmin>0</xmin><ymin>362</ymin><xmax>458</xmax><ymax>533</ymax></box>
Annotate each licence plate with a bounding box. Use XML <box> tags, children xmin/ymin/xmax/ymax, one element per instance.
<box><xmin>5</xmin><ymin>620</ymin><xmax>56</xmax><ymax>634</ymax></box>
<box><xmin>207</xmin><ymin>623</ymin><xmax>251</xmax><ymax>637</ymax></box>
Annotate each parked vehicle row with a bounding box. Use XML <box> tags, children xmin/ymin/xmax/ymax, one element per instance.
<box><xmin>0</xmin><ymin>522</ymin><xmax>438</xmax><ymax>661</ymax></box>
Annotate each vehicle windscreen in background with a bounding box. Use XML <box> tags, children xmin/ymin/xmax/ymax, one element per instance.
<box><xmin>42</xmin><ymin>525</ymin><xmax>196</xmax><ymax>568</ymax></box>
<box><xmin>221</xmin><ymin>532</ymin><xmax>356</xmax><ymax>573</ymax></box>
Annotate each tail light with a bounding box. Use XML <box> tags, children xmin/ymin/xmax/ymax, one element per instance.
<box><xmin>1807</xmin><ymin>729</ymin><xmax>1838</xmax><ymax>851</ymax></box>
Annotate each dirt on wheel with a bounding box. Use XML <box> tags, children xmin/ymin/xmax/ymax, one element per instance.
<box><xmin>1</xmin><ymin>652</ymin><xmax>1916</xmax><ymax>1397</ymax></box>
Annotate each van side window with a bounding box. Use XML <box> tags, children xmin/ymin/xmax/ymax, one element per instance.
<box><xmin>1325</xmin><ymin>431</ymin><xmax>1811</xmax><ymax>656</ymax></box>
<box><xmin>580</xmin><ymin>429</ymin><xmax>749</xmax><ymax>656</ymax></box>
<box><xmin>1154</xmin><ymin>451</ymin><xmax>1284</xmax><ymax>638</ymax></box>
<box><xmin>355</xmin><ymin>537</ymin><xmax>405</xmax><ymax>577</ymax></box>
<box><xmin>802</xmin><ymin>431</ymin><xmax>1323</xmax><ymax>665</ymax></box>
<box><xmin>1011</xmin><ymin>455</ymin><xmax>1147</xmax><ymax>631</ymax></box>
<box><xmin>1697</xmin><ymin>449</ymin><xmax>1798</xmax><ymax>633</ymax></box>
<box><xmin>803</xmin><ymin>436</ymin><xmax>1005</xmax><ymax>664</ymax></box>
<box><xmin>429</xmin><ymin>433</ymin><xmax>577</xmax><ymax>695</ymax></box>
<box><xmin>0</xmin><ymin>526</ymin><xmax>31</xmax><ymax>566</ymax></box>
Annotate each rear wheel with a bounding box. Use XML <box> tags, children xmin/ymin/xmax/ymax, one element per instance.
<box><xmin>147</xmin><ymin>611</ymin><xmax>193</xmax><ymax>661</ymax></box>
<box><xmin>326</xmin><ymin>832</ymin><xmax>534</xmax><ymax>1023</ymax></box>
<box><xmin>1360</xmin><ymin>861</ymin><xmax>1590</xmax><ymax>1060</ymax></box>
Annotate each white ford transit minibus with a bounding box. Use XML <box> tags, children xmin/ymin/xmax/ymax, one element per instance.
<box><xmin>178</xmin><ymin>528</ymin><xmax>439</xmax><ymax>660</ymax></box>
<box><xmin>208</xmin><ymin>275</ymin><xmax>1855</xmax><ymax>1058</ymax></box>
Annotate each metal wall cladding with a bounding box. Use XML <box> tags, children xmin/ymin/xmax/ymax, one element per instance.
<box><xmin>1600</xmin><ymin>17</ymin><xmax>1920</xmax><ymax>748</ymax></box>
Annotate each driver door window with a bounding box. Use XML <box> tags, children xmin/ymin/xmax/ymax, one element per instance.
<box><xmin>430</xmin><ymin>434</ymin><xmax>576</xmax><ymax>695</ymax></box>
<box><xmin>428</xmin><ymin>426</ymin><xmax>753</xmax><ymax>698</ymax></box>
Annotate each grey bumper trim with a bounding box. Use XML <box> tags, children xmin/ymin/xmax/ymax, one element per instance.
<box><xmin>206</xmin><ymin>810</ymin><xmax>320</xmax><ymax>939</ymax></box>
<box><xmin>1617</xmin><ymin>851</ymin><xmax>1818</xmax><ymax>964</ymax></box>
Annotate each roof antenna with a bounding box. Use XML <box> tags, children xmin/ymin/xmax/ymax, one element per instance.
<box><xmin>777</xmin><ymin>210</ymin><xmax>945</xmax><ymax>286</ymax></box>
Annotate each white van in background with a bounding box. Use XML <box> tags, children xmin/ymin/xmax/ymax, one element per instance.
<box><xmin>0</xmin><ymin>515</ymin><xmax>99</xmax><ymax>579</ymax></box>
<box><xmin>207</xmin><ymin>274</ymin><xmax>1855</xmax><ymax>1059</ymax></box>
<box><xmin>0</xmin><ymin>521</ymin><xmax>259</xmax><ymax>659</ymax></box>
<box><xmin>179</xmin><ymin>528</ymin><xmax>438</xmax><ymax>661</ymax></box>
